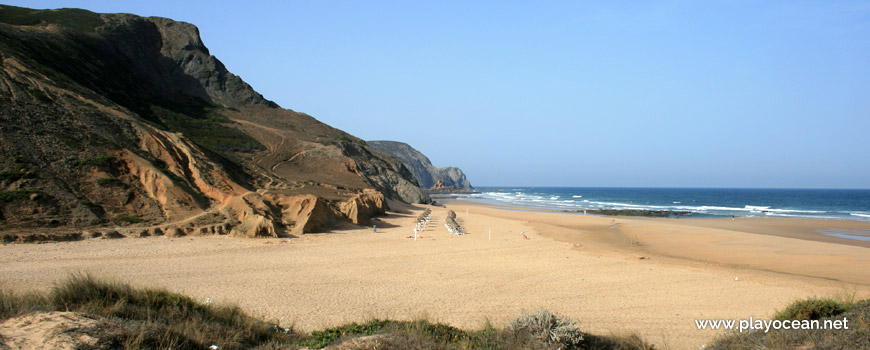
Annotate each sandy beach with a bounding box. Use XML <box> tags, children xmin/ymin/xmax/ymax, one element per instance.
<box><xmin>2</xmin><ymin>201</ymin><xmax>868</xmax><ymax>349</ymax></box>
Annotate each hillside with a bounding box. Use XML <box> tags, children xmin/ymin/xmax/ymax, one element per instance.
<box><xmin>367</xmin><ymin>140</ymin><xmax>472</xmax><ymax>190</ymax></box>
<box><xmin>0</xmin><ymin>4</ymin><xmax>430</xmax><ymax>239</ymax></box>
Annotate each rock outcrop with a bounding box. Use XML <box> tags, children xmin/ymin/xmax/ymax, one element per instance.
<box><xmin>0</xmin><ymin>5</ymin><xmax>429</xmax><ymax>238</ymax></box>
<box><xmin>126</xmin><ymin>15</ymin><xmax>278</xmax><ymax>109</ymax></box>
<box><xmin>367</xmin><ymin>141</ymin><xmax>473</xmax><ymax>190</ymax></box>
<box><xmin>338</xmin><ymin>190</ymin><xmax>387</xmax><ymax>226</ymax></box>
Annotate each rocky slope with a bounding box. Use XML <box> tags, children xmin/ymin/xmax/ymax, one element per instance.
<box><xmin>367</xmin><ymin>141</ymin><xmax>472</xmax><ymax>190</ymax></box>
<box><xmin>0</xmin><ymin>5</ymin><xmax>429</xmax><ymax>239</ymax></box>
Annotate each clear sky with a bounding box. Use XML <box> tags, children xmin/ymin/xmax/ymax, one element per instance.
<box><xmin>6</xmin><ymin>1</ymin><xmax>870</xmax><ymax>188</ymax></box>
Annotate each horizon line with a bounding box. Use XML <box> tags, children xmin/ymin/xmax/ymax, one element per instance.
<box><xmin>472</xmin><ymin>185</ymin><xmax>870</xmax><ymax>191</ymax></box>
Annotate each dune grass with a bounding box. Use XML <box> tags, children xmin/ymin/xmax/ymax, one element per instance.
<box><xmin>8</xmin><ymin>276</ymin><xmax>864</xmax><ymax>349</ymax></box>
<box><xmin>708</xmin><ymin>297</ymin><xmax>870</xmax><ymax>350</ymax></box>
<box><xmin>0</xmin><ymin>275</ymin><xmax>654</xmax><ymax>350</ymax></box>
<box><xmin>0</xmin><ymin>274</ymin><xmax>293</xmax><ymax>350</ymax></box>
<box><xmin>282</xmin><ymin>315</ymin><xmax>651</xmax><ymax>350</ymax></box>
<box><xmin>772</xmin><ymin>297</ymin><xmax>849</xmax><ymax>321</ymax></box>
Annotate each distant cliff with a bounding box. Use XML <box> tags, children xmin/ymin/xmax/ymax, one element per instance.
<box><xmin>367</xmin><ymin>141</ymin><xmax>472</xmax><ymax>190</ymax></box>
<box><xmin>0</xmin><ymin>5</ymin><xmax>429</xmax><ymax>240</ymax></box>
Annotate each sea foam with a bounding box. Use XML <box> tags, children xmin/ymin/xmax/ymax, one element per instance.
<box><xmin>467</xmin><ymin>188</ymin><xmax>870</xmax><ymax>221</ymax></box>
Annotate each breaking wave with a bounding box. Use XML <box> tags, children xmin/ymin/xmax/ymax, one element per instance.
<box><xmin>459</xmin><ymin>188</ymin><xmax>870</xmax><ymax>221</ymax></box>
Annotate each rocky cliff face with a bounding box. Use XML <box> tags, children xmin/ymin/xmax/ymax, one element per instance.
<box><xmin>119</xmin><ymin>15</ymin><xmax>278</xmax><ymax>109</ymax></box>
<box><xmin>367</xmin><ymin>141</ymin><xmax>473</xmax><ymax>190</ymax></box>
<box><xmin>0</xmin><ymin>5</ymin><xmax>428</xmax><ymax>239</ymax></box>
<box><xmin>434</xmin><ymin>167</ymin><xmax>472</xmax><ymax>190</ymax></box>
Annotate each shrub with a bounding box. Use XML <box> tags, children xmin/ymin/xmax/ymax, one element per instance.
<box><xmin>299</xmin><ymin>319</ymin><xmax>396</xmax><ymax>348</ymax></box>
<box><xmin>82</xmin><ymin>156</ymin><xmax>116</xmax><ymax>167</ymax></box>
<box><xmin>27</xmin><ymin>88</ymin><xmax>52</xmax><ymax>102</ymax></box>
<box><xmin>297</xmin><ymin>318</ymin><xmax>475</xmax><ymax>349</ymax></box>
<box><xmin>150</xmin><ymin>105</ymin><xmax>264</xmax><ymax>156</ymax></box>
<box><xmin>0</xmin><ymin>5</ymin><xmax>106</xmax><ymax>32</ymax></box>
<box><xmin>0</xmin><ymin>171</ymin><xmax>33</xmax><ymax>181</ymax></box>
<box><xmin>12</xmin><ymin>156</ymin><xmax>26</xmax><ymax>170</ymax></box>
<box><xmin>508</xmin><ymin>310</ymin><xmax>585</xmax><ymax>349</ymax></box>
<box><xmin>116</xmin><ymin>216</ymin><xmax>142</xmax><ymax>224</ymax></box>
<box><xmin>708</xmin><ymin>298</ymin><xmax>870</xmax><ymax>350</ymax></box>
<box><xmin>0</xmin><ymin>190</ymin><xmax>41</xmax><ymax>203</ymax></box>
<box><xmin>96</xmin><ymin>177</ymin><xmax>124</xmax><ymax>186</ymax></box>
<box><xmin>774</xmin><ymin>297</ymin><xmax>848</xmax><ymax>321</ymax></box>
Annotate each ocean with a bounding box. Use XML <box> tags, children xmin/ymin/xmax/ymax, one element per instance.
<box><xmin>448</xmin><ymin>187</ymin><xmax>870</xmax><ymax>222</ymax></box>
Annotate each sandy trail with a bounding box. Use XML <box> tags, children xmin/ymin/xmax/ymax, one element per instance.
<box><xmin>1</xmin><ymin>203</ymin><xmax>867</xmax><ymax>349</ymax></box>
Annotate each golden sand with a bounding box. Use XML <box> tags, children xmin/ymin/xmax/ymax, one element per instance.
<box><xmin>2</xmin><ymin>201</ymin><xmax>867</xmax><ymax>349</ymax></box>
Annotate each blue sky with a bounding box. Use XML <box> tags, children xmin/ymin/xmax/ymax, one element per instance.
<box><xmin>7</xmin><ymin>1</ymin><xmax>870</xmax><ymax>188</ymax></box>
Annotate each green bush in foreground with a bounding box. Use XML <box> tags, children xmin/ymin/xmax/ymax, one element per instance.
<box><xmin>709</xmin><ymin>298</ymin><xmax>870</xmax><ymax>350</ymax></box>
<box><xmin>295</xmin><ymin>319</ymin><xmax>475</xmax><ymax>349</ymax></box>
<box><xmin>773</xmin><ymin>297</ymin><xmax>848</xmax><ymax>321</ymax></box>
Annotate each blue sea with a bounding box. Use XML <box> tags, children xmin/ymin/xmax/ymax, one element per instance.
<box><xmin>448</xmin><ymin>187</ymin><xmax>870</xmax><ymax>222</ymax></box>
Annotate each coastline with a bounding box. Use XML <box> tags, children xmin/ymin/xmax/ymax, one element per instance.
<box><xmin>445</xmin><ymin>200</ymin><xmax>870</xmax><ymax>286</ymax></box>
<box><xmin>438</xmin><ymin>198</ymin><xmax>870</xmax><ymax>249</ymax></box>
<box><xmin>434</xmin><ymin>187</ymin><xmax>870</xmax><ymax>223</ymax></box>
<box><xmin>2</xmin><ymin>201</ymin><xmax>868</xmax><ymax>349</ymax></box>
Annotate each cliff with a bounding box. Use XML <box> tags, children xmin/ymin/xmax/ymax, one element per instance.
<box><xmin>367</xmin><ymin>141</ymin><xmax>472</xmax><ymax>190</ymax></box>
<box><xmin>0</xmin><ymin>5</ymin><xmax>429</xmax><ymax>239</ymax></box>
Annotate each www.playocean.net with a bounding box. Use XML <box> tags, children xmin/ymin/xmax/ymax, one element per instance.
<box><xmin>695</xmin><ymin>317</ymin><xmax>849</xmax><ymax>333</ymax></box>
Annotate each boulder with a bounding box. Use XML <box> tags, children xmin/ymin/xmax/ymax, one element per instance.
<box><xmin>149</xmin><ymin>227</ymin><xmax>164</xmax><ymax>236</ymax></box>
<box><xmin>102</xmin><ymin>230</ymin><xmax>123</xmax><ymax>239</ymax></box>
<box><xmin>166</xmin><ymin>227</ymin><xmax>185</xmax><ymax>237</ymax></box>
<box><xmin>230</xmin><ymin>215</ymin><xmax>276</xmax><ymax>238</ymax></box>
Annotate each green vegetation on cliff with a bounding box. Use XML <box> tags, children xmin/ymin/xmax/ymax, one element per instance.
<box><xmin>0</xmin><ymin>5</ymin><xmax>105</xmax><ymax>33</ymax></box>
<box><xmin>150</xmin><ymin>105</ymin><xmax>264</xmax><ymax>154</ymax></box>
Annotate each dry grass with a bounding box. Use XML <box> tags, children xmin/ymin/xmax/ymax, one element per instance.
<box><xmin>0</xmin><ymin>275</ymin><xmax>652</xmax><ymax>350</ymax></box>
<box><xmin>507</xmin><ymin>309</ymin><xmax>584</xmax><ymax>349</ymax></box>
<box><xmin>6</xmin><ymin>275</ymin><xmax>863</xmax><ymax>349</ymax></box>
<box><xmin>0</xmin><ymin>274</ymin><xmax>295</xmax><ymax>349</ymax></box>
<box><xmin>282</xmin><ymin>310</ymin><xmax>652</xmax><ymax>350</ymax></box>
<box><xmin>0</xmin><ymin>276</ymin><xmax>655</xmax><ymax>349</ymax></box>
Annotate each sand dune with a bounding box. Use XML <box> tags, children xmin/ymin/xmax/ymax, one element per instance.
<box><xmin>1</xmin><ymin>202</ymin><xmax>867</xmax><ymax>349</ymax></box>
